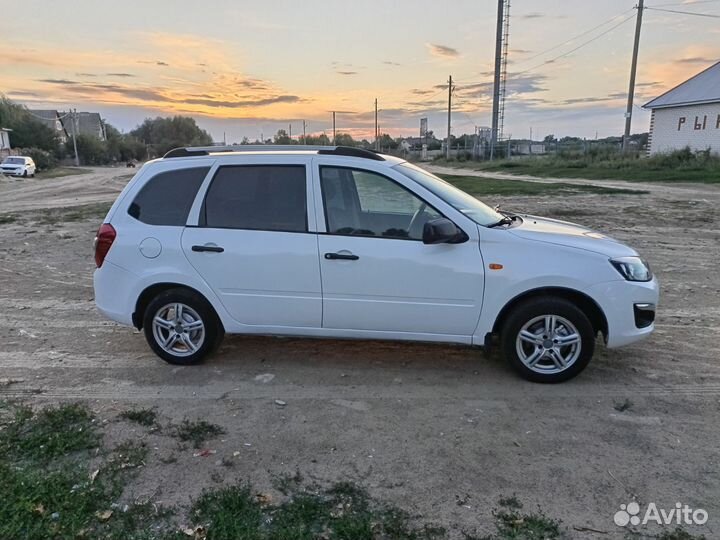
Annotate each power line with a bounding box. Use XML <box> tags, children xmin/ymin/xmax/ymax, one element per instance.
<box><xmin>645</xmin><ymin>6</ymin><xmax>720</xmax><ymax>17</ymax></box>
<box><xmin>514</xmin><ymin>13</ymin><xmax>636</xmax><ymax>77</ymax></box>
<box><xmin>512</xmin><ymin>7</ymin><xmax>636</xmax><ymax>68</ymax></box>
<box><xmin>648</xmin><ymin>0</ymin><xmax>720</xmax><ymax>7</ymax></box>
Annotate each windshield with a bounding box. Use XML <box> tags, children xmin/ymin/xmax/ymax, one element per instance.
<box><xmin>3</xmin><ymin>157</ymin><xmax>24</xmax><ymax>164</ymax></box>
<box><xmin>394</xmin><ymin>162</ymin><xmax>503</xmax><ymax>227</ymax></box>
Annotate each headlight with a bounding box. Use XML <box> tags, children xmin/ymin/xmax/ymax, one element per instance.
<box><xmin>610</xmin><ymin>256</ymin><xmax>652</xmax><ymax>282</ymax></box>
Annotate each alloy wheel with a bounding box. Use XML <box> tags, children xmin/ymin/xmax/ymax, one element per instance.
<box><xmin>515</xmin><ymin>314</ymin><xmax>582</xmax><ymax>374</ymax></box>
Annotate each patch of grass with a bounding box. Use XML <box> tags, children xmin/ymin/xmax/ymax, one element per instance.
<box><xmin>107</xmin><ymin>441</ymin><xmax>149</xmax><ymax>472</ymax></box>
<box><xmin>35</xmin><ymin>202</ymin><xmax>112</xmax><ymax>225</ymax></box>
<box><xmin>0</xmin><ymin>213</ymin><xmax>17</xmax><ymax>224</ymax></box>
<box><xmin>0</xmin><ymin>402</ymin><xmax>99</xmax><ymax>463</ymax></box>
<box><xmin>172</xmin><ymin>419</ymin><xmax>225</xmax><ymax>449</ymax></box>
<box><xmin>189</xmin><ymin>481</ymin><xmax>446</xmax><ymax>540</ymax></box>
<box><xmin>119</xmin><ymin>407</ymin><xmax>158</xmax><ymax>427</ymax></box>
<box><xmin>498</xmin><ymin>495</ymin><xmax>523</xmax><ymax>510</ymax></box>
<box><xmin>36</xmin><ymin>166</ymin><xmax>90</xmax><ymax>179</ymax></box>
<box><xmin>0</xmin><ymin>402</ymin><xmax>173</xmax><ymax>540</ymax></box>
<box><xmin>438</xmin><ymin>174</ymin><xmax>646</xmax><ymax>197</ymax></box>
<box><xmin>434</xmin><ymin>148</ymin><xmax>720</xmax><ymax>183</ymax></box>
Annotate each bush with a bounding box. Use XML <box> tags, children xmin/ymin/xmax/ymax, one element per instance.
<box><xmin>16</xmin><ymin>148</ymin><xmax>57</xmax><ymax>171</ymax></box>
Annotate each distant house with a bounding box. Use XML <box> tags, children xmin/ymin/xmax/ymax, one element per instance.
<box><xmin>28</xmin><ymin>109</ymin><xmax>69</xmax><ymax>143</ymax></box>
<box><xmin>1</xmin><ymin>128</ymin><xmax>12</xmax><ymax>157</ymax></box>
<box><xmin>62</xmin><ymin>112</ymin><xmax>106</xmax><ymax>141</ymax></box>
<box><xmin>643</xmin><ymin>60</ymin><xmax>720</xmax><ymax>155</ymax></box>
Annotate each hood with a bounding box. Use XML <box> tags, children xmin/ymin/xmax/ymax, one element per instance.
<box><xmin>509</xmin><ymin>214</ymin><xmax>638</xmax><ymax>258</ymax></box>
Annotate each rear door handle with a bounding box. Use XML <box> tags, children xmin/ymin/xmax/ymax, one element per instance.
<box><xmin>192</xmin><ymin>245</ymin><xmax>224</xmax><ymax>253</ymax></box>
<box><xmin>324</xmin><ymin>252</ymin><xmax>359</xmax><ymax>261</ymax></box>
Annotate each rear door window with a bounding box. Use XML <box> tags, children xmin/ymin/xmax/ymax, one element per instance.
<box><xmin>128</xmin><ymin>167</ymin><xmax>209</xmax><ymax>226</ymax></box>
<box><xmin>202</xmin><ymin>165</ymin><xmax>307</xmax><ymax>232</ymax></box>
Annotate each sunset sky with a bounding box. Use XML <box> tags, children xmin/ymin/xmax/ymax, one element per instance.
<box><xmin>2</xmin><ymin>0</ymin><xmax>719</xmax><ymax>143</ymax></box>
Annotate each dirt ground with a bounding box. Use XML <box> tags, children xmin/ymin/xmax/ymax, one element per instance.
<box><xmin>1</xmin><ymin>166</ymin><xmax>719</xmax><ymax>538</ymax></box>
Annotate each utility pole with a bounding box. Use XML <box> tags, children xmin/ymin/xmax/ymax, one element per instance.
<box><xmin>374</xmin><ymin>99</ymin><xmax>379</xmax><ymax>151</ymax></box>
<box><xmin>70</xmin><ymin>108</ymin><xmax>79</xmax><ymax>166</ymax></box>
<box><xmin>302</xmin><ymin>120</ymin><xmax>306</xmax><ymax>144</ymax></box>
<box><xmin>289</xmin><ymin>124</ymin><xmax>292</xmax><ymax>141</ymax></box>
<box><xmin>446</xmin><ymin>75</ymin><xmax>453</xmax><ymax>160</ymax></box>
<box><xmin>490</xmin><ymin>0</ymin><xmax>505</xmax><ymax>160</ymax></box>
<box><xmin>623</xmin><ymin>0</ymin><xmax>645</xmax><ymax>152</ymax></box>
<box><xmin>332</xmin><ymin>112</ymin><xmax>336</xmax><ymax>145</ymax></box>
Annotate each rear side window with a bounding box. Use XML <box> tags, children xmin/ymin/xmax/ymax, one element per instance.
<box><xmin>128</xmin><ymin>167</ymin><xmax>209</xmax><ymax>226</ymax></box>
<box><xmin>203</xmin><ymin>165</ymin><xmax>307</xmax><ymax>232</ymax></box>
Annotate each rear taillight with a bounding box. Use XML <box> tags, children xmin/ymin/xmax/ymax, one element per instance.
<box><xmin>94</xmin><ymin>223</ymin><xmax>116</xmax><ymax>268</ymax></box>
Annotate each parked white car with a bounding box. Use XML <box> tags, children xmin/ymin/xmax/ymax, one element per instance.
<box><xmin>94</xmin><ymin>146</ymin><xmax>658</xmax><ymax>382</ymax></box>
<box><xmin>1</xmin><ymin>156</ymin><xmax>36</xmax><ymax>177</ymax></box>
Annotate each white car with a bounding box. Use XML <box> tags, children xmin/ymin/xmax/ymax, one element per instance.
<box><xmin>1</xmin><ymin>156</ymin><xmax>36</xmax><ymax>177</ymax></box>
<box><xmin>93</xmin><ymin>146</ymin><xmax>658</xmax><ymax>382</ymax></box>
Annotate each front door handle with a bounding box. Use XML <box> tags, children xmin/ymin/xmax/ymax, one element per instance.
<box><xmin>324</xmin><ymin>252</ymin><xmax>359</xmax><ymax>261</ymax></box>
<box><xmin>192</xmin><ymin>245</ymin><xmax>224</xmax><ymax>253</ymax></box>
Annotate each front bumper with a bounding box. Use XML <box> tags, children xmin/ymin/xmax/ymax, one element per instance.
<box><xmin>585</xmin><ymin>276</ymin><xmax>659</xmax><ymax>348</ymax></box>
<box><xmin>1</xmin><ymin>167</ymin><xmax>23</xmax><ymax>176</ymax></box>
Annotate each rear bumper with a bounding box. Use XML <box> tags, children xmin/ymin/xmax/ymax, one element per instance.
<box><xmin>586</xmin><ymin>277</ymin><xmax>659</xmax><ymax>348</ymax></box>
<box><xmin>93</xmin><ymin>261</ymin><xmax>137</xmax><ymax>326</ymax></box>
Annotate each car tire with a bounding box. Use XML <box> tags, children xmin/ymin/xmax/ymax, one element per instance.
<box><xmin>142</xmin><ymin>288</ymin><xmax>222</xmax><ymax>365</ymax></box>
<box><xmin>22</xmin><ymin>170</ymin><xmax>27</xmax><ymax>178</ymax></box>
<box><xmin>501</xmin><ymin>297</ymin><xmax>595</xmax><ymax>383</ymax></box>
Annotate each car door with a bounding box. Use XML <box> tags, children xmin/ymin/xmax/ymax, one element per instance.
<box><xmin>182</xmin><ymin>158</ymin><xmax>322</xmax><ymax>328</ymax></box>
<box><xmin>315</xmin><ymin>162</ymin><xmax>484</xmax><ymax>339</ymax></box>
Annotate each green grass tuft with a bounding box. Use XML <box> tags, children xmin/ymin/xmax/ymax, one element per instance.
<box><xmin>172</xmin><ymin>419</ymin><xmax>225</xmax><ymax>449</ymax></box>
<box><xmin>119</xmin><ymin>407</ymin><xmax>158</xmax><ymax>427</ymax></box>
<box><xmin>0</xmin><ymin>402</ymin><xmax>99</xmax><ymax>463</ymax></box>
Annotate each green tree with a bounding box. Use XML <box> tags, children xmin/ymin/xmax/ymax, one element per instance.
<box><xmin>273</xmin><ymin>129</ymin><xmax>293</xmax><ymax>144</ymax></box>
<box><xmin>334</xmin><ymin>133</ymin><xmax>357</xmax><ymax>147</ymax></box>
<box><xmin>0</xmin><ymin>95</ymin><xmax>60</xmax><ymax>153</ymax></box>
<box><xmin>130</xmin><ymin>116</ymin><xmax>213</xmax><ymax>156</ymax></box>
<box><xmin>377</xmin><ymin>133</ymin><xmax>398</xmax><ymax>151</ymax></box>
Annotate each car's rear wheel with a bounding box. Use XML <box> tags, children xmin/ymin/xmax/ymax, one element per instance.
<box><xmin>143</xmin><ymin>288</ymin><xmax>222</xmax><ymax>365</ymax></box>
<box><xmin>501</xmin><ymin>297</ymin><xmax>595</xmax><ymax>383</ymax></box>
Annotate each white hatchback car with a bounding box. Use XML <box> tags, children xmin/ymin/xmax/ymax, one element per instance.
<box><xmin>94</xmin><ymin>146</ymin><xmax>658</xmax><ymax>382</ymax></box>
<box><xmin>1</xmin><ymin>156</ymin><xmax>36</xmax><ymax>177</ymax></box>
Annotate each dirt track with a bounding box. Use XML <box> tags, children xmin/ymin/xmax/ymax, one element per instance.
<box><xmin>1</xmin><ymin>166</ymin><xmax>719</xmax><ymax>538</ymax></box>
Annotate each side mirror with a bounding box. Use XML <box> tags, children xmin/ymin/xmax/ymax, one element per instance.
<box><xmin>422</xmin><ymin>218</ymin><xmax>467</xmax><ymax>245</ymax></box>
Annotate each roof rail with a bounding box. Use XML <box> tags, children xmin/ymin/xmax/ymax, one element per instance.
<box><xmin>163</xmin><ymin>145</ymin><xmax>385</xmax><ymax>161</ymax></box>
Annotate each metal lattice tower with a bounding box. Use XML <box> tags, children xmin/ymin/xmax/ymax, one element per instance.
<box><xmin>498</xmin><ymin>0</ymin><xmax>511</xmax><ymax>140</ymax></box>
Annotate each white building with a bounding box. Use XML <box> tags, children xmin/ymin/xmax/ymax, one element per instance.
<box><xmin>643</xmin><ymin>61</ymin><xmax>720</xmax><ymax>155</ymax></box>
<box><xmin>1</xmin><ymin>128</ymin><xmax>12</xmax><ymax>157</ymax></box>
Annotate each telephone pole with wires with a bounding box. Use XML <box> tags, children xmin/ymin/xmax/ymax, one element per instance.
<box><xmin>446</xmin><ymin>75</ymin><xmax>453</xmax><ymax>159</ymax></box>
<box><xmin>302</xmin><ymin>120</ymin><xmax>306</xmax><ymax>144</ymax></box>
<box><xmin>374</xmin><ymin>99</ymin><xmax>379</xmax><ymax>151</ymax></box>
<box><xmin>332</xmin><ymin>111</ymin><xmax>336</xmax><ymax>145</ymax></box>
<box><xmin>70</xmin><ymin>109</ymin><xmax>79</xmax><ymax>166</ymax></box>
<box><xmin>623</xmin><ymin>0</ymin><xmax>645</xmax><ymax>152</ymax></box>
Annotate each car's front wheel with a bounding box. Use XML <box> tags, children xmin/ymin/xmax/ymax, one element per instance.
<box><xmin>142</xmin><ymin>288</ymin><xmax>223</xmax><ymax>365</ymax></box>
<box><xmin>501</xmin><ymin>297</ymin><xmax>595</xmax><ymax>383</ymax></box>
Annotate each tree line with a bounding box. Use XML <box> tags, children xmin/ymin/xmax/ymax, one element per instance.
<box><xmin>0</xmin><ymin>95</ymin><xmax>213</xmax><ymax>169</ymax></box>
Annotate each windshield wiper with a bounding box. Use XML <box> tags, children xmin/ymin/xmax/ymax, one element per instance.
<box><xmin>487</xmin><ymin>216</ymin><xmax>514</xmax><ymax>228</ymax></box>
